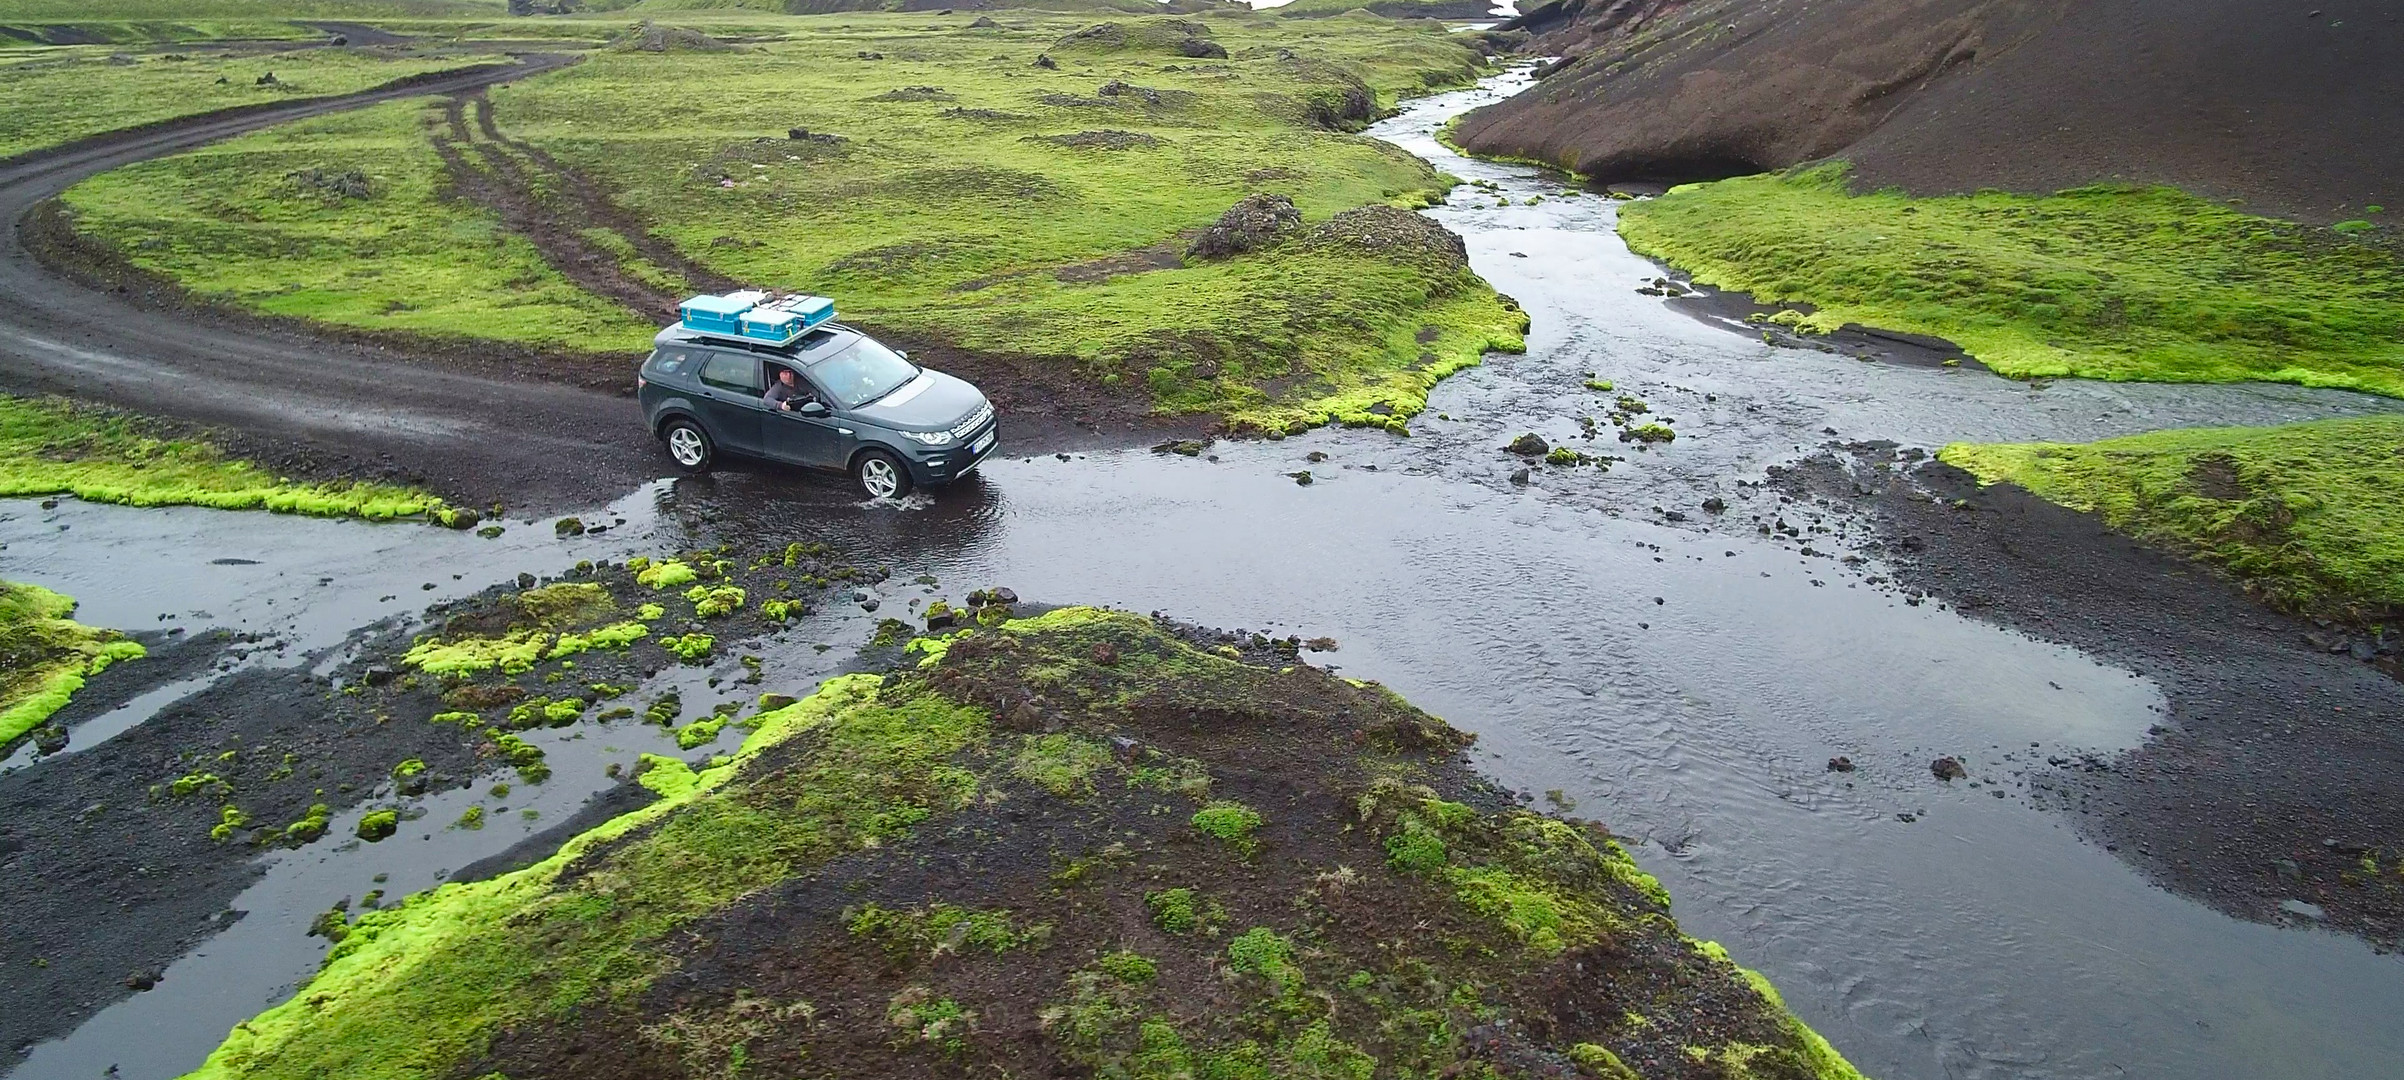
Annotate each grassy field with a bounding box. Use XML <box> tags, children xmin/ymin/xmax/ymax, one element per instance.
<box><xmin>60</xmin><ymin>11</ymin><xmax>1529</xmax><ymax>433</ymax></box>
<box><xmin>1941</xmin><ymin>415</ymin><xmax>2404</xmax><ymax>618</ymax></box>
<box><xmin>0</xmin><ymin>0</ymin><xmax>499</xmax><ymax>17</ymax></box>
<box><xmin>0</xmin><ymin>581</ymin><xmax>144</xmax><ymax>752</ymax></box>
<box><xmin>1619</xmin><ymin>164</ymin><xmax>2404</xmax><ymax>398</ymax></box>
<box><xmin>0</xmin><ymin>393</ymin><xmax>443</xmax><ymax>518</ymax></box>
<box><xmin>189</xmin><ymin>605</ymin><xmax>1862</xmax><ymax>1080</ymax></box>
<box><xmin>0</xmin><ymin>46</ymin><xmax>510</xmax><ymax>159</ymax></box>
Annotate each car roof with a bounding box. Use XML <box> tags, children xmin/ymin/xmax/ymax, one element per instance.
<box><xmin>654</xmin><ymin>323</ymin><xmax>862</xmax><ymax>362</ymax></box>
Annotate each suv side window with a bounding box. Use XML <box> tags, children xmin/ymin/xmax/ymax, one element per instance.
<box><xmin>646</xmin><ymin>347</ymin><xmax>698</xmax><ymax>376</ymax></box>
<box><xmin>699</xmin><ymin>351</ymin><xmax>762</xmax><ymax>394</ymax></box>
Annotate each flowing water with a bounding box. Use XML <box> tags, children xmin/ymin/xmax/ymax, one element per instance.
<box><xmin>7</xmin><ymin>66</ymin><xmax>2404</xmax><ymax>1080</ymax></box>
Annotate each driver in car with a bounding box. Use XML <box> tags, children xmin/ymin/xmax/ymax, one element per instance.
<box><xmin>764</xmin><ymin>367</ymin><xmax>812</xmax><ymax>411</ymax></box>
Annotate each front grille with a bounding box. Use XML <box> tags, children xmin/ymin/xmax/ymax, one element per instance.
<box><xmin>949</xmin><ymin>402</ymin><xmax>994</xmax><ymax>442</ymax></box>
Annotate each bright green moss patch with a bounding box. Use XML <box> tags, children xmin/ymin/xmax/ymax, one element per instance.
<box><xmin>1620</xmin><ymin>163</ymin><xmax>2404</xmax><ymax>396</ymax></box>
<box><xmin>0</xmin><ymin>394</ymin><xmax>440</xmax><ymax>519</ymax></box>
<box><xmin>1190</xmin><ymin>799</ymin><xmax>1264</xmax><ymax>855</ymax></box>
<box><xmin>0</xmin><ymin>580</ymin><xmax>144</xmax><ymax>751</ymax></box>
<box><xmin>1011</xmin><ymin>732</ymin><xmax>1117</xmax><ymax>798</ymax></box>
<box><xmin>0</xmin><ymin>45</ymin><xmax>505</xmax><ymax>160</ymax></box>
<box><xmin>63</xmin><ymin>11</ymin><xmax>1525</xmax><ymax>431</ymax></box>
<box><xmin>1940</xmin><ymin>414</ymin><xmax>2404</xmax><ymax>617</ymax></box>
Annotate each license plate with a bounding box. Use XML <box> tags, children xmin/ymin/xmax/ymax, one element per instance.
<box><xmin>972</xmin><ymin>431</ymin><xmax>995</xmax><ymax>454</ymax></box>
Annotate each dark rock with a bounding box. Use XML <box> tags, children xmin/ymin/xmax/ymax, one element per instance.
<box><xmin>125</xmin><ymin>969</ymin><xmax>161</xmax><ymax>992</ymax></box>
<box><xmin>1508</xmin><ymin>467</ymin><xmax>1532</xmax><ymax>485</ymax></box>
<box><xmin>1702</xmin><ymin>496</ymin><xmax>1727</xmax><ymax>513</ymax></box>
<box><xmin>1289</xmin><ymin>471</ymin><xmax>1314</xmax><ymax>486</ymax></box>
<box><xmin>553</xmin><ymin>517</ymin><xmax>585</xmax><ymax>537</ymax></box>
<box><xmin>1506</xmin><ymin>433</ymin><xmax>1550</xmax><ymax>456</ymax></box>
<box><xmin>1187</xmin><ymin>193</ymin><xmax>1303</xmax><ymax>260</ymax></box>
<box><xmin>1826</xmin><ymin>756</ymin><xmax>1855</xmax><ymax>772</ymax></box>
<box><xmin>516</xmin><ymin>572</ymin><xmax>537</xmax><ymax>589</ymax></box>
<box><xmin>1176</xmin><ymin>38</ymin><xmax>1227</xmax><ymax>59</ymax></box>
<box><xmin>1033</xmin><ymin>53</ymin><xmax>1057</xmax><ymax>68</ymax></box>
<box><xmin>361</xmin><ymin>665</ymin><xmax>397</xmax><ymax>686</ymax></box>
<box><xmin>1931</xmin><ymin>756</ymin><xmax>1967</xmax><ymax>781</ymax></box>
<box><xmin>968</xmin><ymin>15</ymin><xmax>998</xmax><ymax>28</ymax></box>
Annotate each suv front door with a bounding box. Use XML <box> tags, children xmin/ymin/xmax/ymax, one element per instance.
<box><xmin>695</xmin><ymin>350</ymin><xmax>766</xmax><ymax>455</ymax></box>
<box><xmin>758</xmin><ymin>365</ymin><xmax>853</xmax><ymax>471</ymax></box>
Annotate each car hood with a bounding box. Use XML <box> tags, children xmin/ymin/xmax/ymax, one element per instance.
<box><xmin>855</xmin><ymin>369</ymin><xmax>987</xmax><ymax>429</ymax></box>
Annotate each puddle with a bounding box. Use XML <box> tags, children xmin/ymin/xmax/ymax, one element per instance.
<box><xmin>7</xmin><ymin>65</ymin><xmax>2404</xmax><ymax>1080</ymax></box>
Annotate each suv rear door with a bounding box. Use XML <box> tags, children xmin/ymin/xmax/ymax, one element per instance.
<box><xmin>695</xmin><ymin>349</ymin><xmax>767</xmax><ymax>455</ymax></box>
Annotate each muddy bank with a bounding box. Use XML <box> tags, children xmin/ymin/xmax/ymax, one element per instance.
<box><xmin>1775</xmin><ymin>448</ymin><xmax>2404</xmax><ymax>951</ymax></box>
<box><xmin>1464</xmin><ymin>0</ymin><xmax>2401</xmax><ymax>222</ymax></box>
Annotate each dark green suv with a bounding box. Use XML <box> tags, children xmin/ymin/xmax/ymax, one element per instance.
<box><xmin>637</xmin><ymin>323</ymin><xmax>997</xmax><ymax>498</ymax></box>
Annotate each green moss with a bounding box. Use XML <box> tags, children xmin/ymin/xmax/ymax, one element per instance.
<box><xmin>1939</xmin><ymin>414</ymin><xmax>2404</xmax><ymax>616</ymax></box>
<box><xmin>282</xmin><ymin>803</ymin><xmax>331</xmax><ymax>845</ymax></box>
<box><xmin>636</xmin><ymin>560</ymin><xmax>699</xmax><ymax>589</ymax></box>
<box><xmin>209</xmin><ymin>804</ymin><xmax>251</xmax><ymax>843</ymax></box>
<box><xmin>684</xmin><ymin>584</ymin><xmax>746</xmax><ymax>618</ymax></box>
<box><xmin>392</xmin><ymin>758</ymin><xmax>426</xmax><ymax>779</ymax></box>
<box><xmin>848</xmin><ymin>902</ymin><xmax>1049</xmax><ymax>956</ymax></box>
<box><xmin>663</xmin><ymin>632</ymin><xmax>716</xmax><ymax>663</ymax></box>
<box><xmin>1011</xmin><ymin>732</ymin><xmax>1117</xmax><ymax>798</ymax></box>
<box><xmin>61</xmin><ymin>12</ymin><xmax>1525</xmax><ymax>433</ymax></box>
<box><xmin>1143</xmin><ymin>886</ymin><xmax>1225</xmax><ymax>936</ymax></box>
<box><xmin>356</xmin><ymin>809</ymin><xmax>400</xmax><ymax>842</ymax></box>
<box><xmin>1190</xmin><ymin>799</ymin><xmax>1264</xmax><ymax>856</ymax></box>
<box><xmin>0</xmin><ymin>42</ymin><xmax>506</xmax><ymax>160</ymax></box>
<box><xmin>0</xmin><ymin>395</ymin><xmax>438</xmax><ymax>520</ymax></box>
<box><xmin>402</xmin><ymin>632</ymin><xmax>549</xmax><ymax>678</ymax></box>
<box><xmin>0</xmin><ymin>580</ymin><xmax>145</xmax><ymax>750</ymax></box>
<box><xmin>1096</xmin><ymin>949</ymin><xmax>1158</xmax><ymax>984</ymax></box>
<box><xmin>487</xmin><ymin>732</ymin><xmax>550</xmax><ymax>784</ymax></box>
<box><xmin>1620</xmin><ymin>164</ymin><xmax>2404</xmax><ymax>396</ymax></box>
<box><xmin>1623</xmin><ymin>422</ymin><xmax>1675</xmax><ymax>444</ymax></box>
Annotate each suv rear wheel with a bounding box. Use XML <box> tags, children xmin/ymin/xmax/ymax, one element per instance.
<box><xmin>661</xmin><ymin>418</ymin><xmax>714</xmax><ymax>474</ymax></box>
<box><xmin>854</xmin><ymin>448</ymin><xmax>912</xmax><ymax>500</ymax></box>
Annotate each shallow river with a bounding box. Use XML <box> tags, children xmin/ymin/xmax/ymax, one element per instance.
<box><xmin>7</xmin><ymin>67</ymin><xmax>2404</xmax><ymax>1080</ymax></box>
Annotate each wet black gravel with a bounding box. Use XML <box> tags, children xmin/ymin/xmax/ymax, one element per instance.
<box><xmin>1776</xmin><ymin>447</ymin><xmax>2404</xmax><ymax>951</ymax></box>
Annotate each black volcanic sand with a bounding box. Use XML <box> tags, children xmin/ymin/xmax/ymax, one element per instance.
<box><xmin>1773</xmin><ymin>447</ymin><xmax>2404</xmax><ymax>952</ymax></box>
<box><xmin>1462</xmin><ymin>0</ymin><xmax>2402</xmax><ymax>222</ymax></box>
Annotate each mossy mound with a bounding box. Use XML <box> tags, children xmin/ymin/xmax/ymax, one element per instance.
<box><xmin>611</xmin><ymin>20</ymin><xmax>736</xmax><ymax>54</ymax></box>
<box><xmin>1051</xmin><ymin>17</ymin><xmax>1228</xmax><ymax>58</ymax></box>
<box><xmin>0</xmin><ymin>581</ymin><xmax>144</xmax><ymax>752</ymax></box>
<box><xmin>1941</xmin><ymin>414</ymin><xmax>2404</xmax><ymax>619</ymax></box>
<box><xmin>190</xmin><ymin>608</ymin><xmax>1862</xmax><ymax>1080</ymax></box>
<box><xmin>0</xmin><ymin>393</ymin><xmax>440</xmax><ymax>520</ymax></box>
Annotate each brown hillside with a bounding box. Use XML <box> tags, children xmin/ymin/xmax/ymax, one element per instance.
<box><xmin>1455</xmin><ymin>0</ymin><xmax>2403</xmax><ymax>222</ymax></box>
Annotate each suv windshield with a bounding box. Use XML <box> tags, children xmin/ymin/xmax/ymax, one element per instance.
<box><xmin>809</xmin><ymin>338</ymin><xmax>918</xmax><ymax>408</ymax></box>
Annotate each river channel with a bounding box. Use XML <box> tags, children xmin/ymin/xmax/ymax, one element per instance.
<box><xmin>6</xmin><ymin>66</ymin><xmax>2403</xmax><ymax>1080</ymax></box>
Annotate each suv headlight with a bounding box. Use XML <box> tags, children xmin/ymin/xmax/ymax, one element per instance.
<box><xmin>903</xmin><ymin>430</ymin><xmax>952</xmax><ymax>445</ymax></box>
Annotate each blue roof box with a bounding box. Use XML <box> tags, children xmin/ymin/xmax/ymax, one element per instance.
<box><xmin>677</xmin><ymin>291</ymin><xmax>836</xmax><ymax>346</ymax></box>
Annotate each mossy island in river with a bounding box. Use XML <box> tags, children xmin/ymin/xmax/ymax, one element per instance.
<box><xmin>193</xmin><ymin>606</ymin><xmax>1863</xmax><ymax>1080</ymax></box>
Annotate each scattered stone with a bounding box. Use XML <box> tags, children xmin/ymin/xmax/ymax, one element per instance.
<box><xmin>255</xmin><ymin>72</ymin><xmax>278</xmax><ymax>86</ymax></box>
<box><xmin>1187</xmin><ymin>193</ymin><xmax>1303</xmax><ymax>259</ymax></box>
<box><xmin>1033</xmin><ymin>53</ymin><xmax>1057</xmax><ymax>69</ymax></box>
<box><xmin>1508</xmin><ymin>467</ymin><xmax>1531</xmax><ymax>485</ymax></box>
<box><xmin>1152</xmin><ymin>439</ymin><xmax>1208</xmax><ymax>456</ymax></box>
<box><xmin>1931</xmin><ymin>756</ymin><xmax>1967</xmax><ymax>781</ymax></box>
<box><xmin>1506</xmin><ymin>433</ymin><xmax>1550</xmax><ymax>457</ymax></box>
<box><xmin>2280</xmin><ymin>899</ymin><xmax>2328</xmax><ymax>921</ymax></box>
<box><xmin>125</xmin><ymin>969</ymin><xmax>161</xmax><ymax>991</ymax></box>
<box><xmin>968</xmin><ymin>15</ymin><xmax>998</xmax><ymax>28</ymax></box>
<box><xmin>553</xmin><ymin>517</ymin><xmax>585</xmax><ymax>537</ymax></box>
<box><xmin>1826</xmin><ymin>756</ymin><xmax>1855</xmax><ymax>772</ymax></box>
<box><xmin>1702</xmin><ymin>496</ymin><xmax>1727</xmax><ymax>513</ymax></box>
<box><xmin>1289</xmin><ymin>471</ymin><xmax>1314</xmax><ymax>486</ymax></box>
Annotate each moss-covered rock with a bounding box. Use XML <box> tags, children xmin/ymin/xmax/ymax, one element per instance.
<box><xmin>0</xmin><ymin>580</ymin><xmax>144</xmax><ymax>752</ymax></box>
<box><xmin>187</xmin><ymin>607</ymin><xmax>1863</xmax><ymax>1080</ymax></box>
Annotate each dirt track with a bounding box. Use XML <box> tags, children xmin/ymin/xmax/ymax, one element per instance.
<box><xmin>0</xmin><ymin>54</ymin><xmax>674</xmax><ymax>512</ymax></box>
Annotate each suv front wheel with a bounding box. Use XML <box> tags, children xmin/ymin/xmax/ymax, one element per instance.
<box><xmin>661</xmin><ymin>418</ymin><xmax>714</xmax><ymax>474</ymax></box>
<box><xmin>853</xmin><ymin>448</ymin><xmax>913</xmax><ymax>500</ymax></box>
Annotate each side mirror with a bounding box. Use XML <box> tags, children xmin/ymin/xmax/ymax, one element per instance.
<box><xmin>796</xmin><ymin>400</ymin><xmax>830</xmax><ymax>417</ymax></box>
